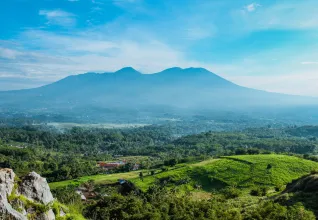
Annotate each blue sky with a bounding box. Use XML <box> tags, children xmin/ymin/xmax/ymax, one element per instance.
<box><xmin>1</xmin><ymin>0</ymin><xmax>318</xmax><ymax>96</ymax></box>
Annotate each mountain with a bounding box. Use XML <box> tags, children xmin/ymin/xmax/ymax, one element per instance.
<box><xmin>0</xmin><ymin>67</ymin><xmax>317</xmax><ymax>118</ymax></box>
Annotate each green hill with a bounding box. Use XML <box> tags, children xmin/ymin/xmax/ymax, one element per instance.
<box><xmin>50</xmin><ymin>155</ymin><xmax>318</xmax><ymax>193</ymax></box>
<box><xmin>132</xmin><ymin>155</ymin><xmax>318</xmax><ymax>191</ymax></box>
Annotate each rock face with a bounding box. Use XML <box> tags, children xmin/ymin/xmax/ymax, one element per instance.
<box><xmin>0</xmin><ymin>169</ymin><xmax>56</xmax><ymax>220</ymax></box>
<box><xmin>0</xmin><ymin>199</ymin><xmax>27</xmax><ymax>220</ymax></box>
<box><xmin>0</xmin><ymin>169</ymin><xmax>26</xmax><ymax>220</ymax></box>
<box><xmin>0</xmin><ymin>168</ymin><xmax>15</xmax><ymax>200</ymax></box>
<box><xmin>19</xmin><ymin>172</ymin><xmax>54</xmax><ymax>205</ymax></box>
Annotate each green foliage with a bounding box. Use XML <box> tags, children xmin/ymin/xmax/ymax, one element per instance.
<box><xmin>83</xmin><ymin>188</ymin><xmax>315</xmax><ymax>220</ymax></box>
<box><xmin>221</xmin><ymin>186</ymin><xmax>241</xmax><ymax>199</ymax></box>
<box><xmin>132</xmin><ymin>155</ymin><xmax>318</xmax><ymax>192</ymax></box>
<box><xmin>3</xmin><ymin>125</ymin><xmax>318</xmax><ymax>219</ymax></box>
<box><xmin>8</xmin><ymin>193</ymin><xmax>50</xmax><ymax>214</ymax></box>
<box><xmin>250</xmin><ymin>186</ymin><xmax>268</xmax><ymax>196</ymax></box>
<box><xmin>164</xmin><ymin>158</ymin><xmax>178</xmax><ymax>167</ymax></box>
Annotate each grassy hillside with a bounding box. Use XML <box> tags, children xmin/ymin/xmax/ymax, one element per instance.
<box><xmin>49</xmin><ymin>170</ymin><xmax>142</xmax><ymax>189</ymax></box>
<box><xmin>133</xmin><ymin>155</ymin><xmax>318</xmax><ymax>191</ymax></box>
<box><xmin>50</xmin><ymin>155</ymin><xmax>318</xmax><ymax>193</ymax></box>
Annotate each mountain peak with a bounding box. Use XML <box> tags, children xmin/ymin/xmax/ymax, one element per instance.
<box><xmin>115</xmin><ymin>67</ymin><xmax>141</xmax><ymax>75</ymax></box>
<box><xmin>184</xmin><ymin>67</ymin><xmax>211</xmax><ymax>73</ymax></box>
<box><xmin>157</xmin><ymin>67</ymin><xmax>214</xmax><ymax>76</ymax></box>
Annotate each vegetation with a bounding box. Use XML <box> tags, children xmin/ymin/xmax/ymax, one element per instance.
<box><xmin>131</xmin><ymin>155</ymin><xmax>318</xmax><ymax>191</ymax></box>
<box><xmin>2</xmin><ymin>124</ymin><xmax>318</xmax><ymax>219</ymax></box>
<box><xmin>83</xmin><ymin>188</ymin><xmax>315</xmax><ymax>220</ymax></box>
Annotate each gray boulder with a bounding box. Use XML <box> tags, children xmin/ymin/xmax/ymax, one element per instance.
<box><xmin>0</xmin><ymin>168</ymin><xmax>15</xmax><ymax>200</ymax></box>
<box><xmin>0</xmin><ymin>169</ymin><xmax>26</xmax><ymax>220</ymax></box>
<box><xmin>19</xmin><ymin>172</ymin><xmax>54</xmax><ymax>205</ymax></box>
<box><xmin>35</xmin><ymin>209</ymin><xmax>56</xmax><ymax>220</ymax></box>
<box><xmin>0</xmin><ymin>169</ymin><xmax>56</xmax><ymax>220</ymax></box>
<box><xmin>0</xmin><ymin>199</ymin><xmax>27</xmax><ymax>220</ymax></box>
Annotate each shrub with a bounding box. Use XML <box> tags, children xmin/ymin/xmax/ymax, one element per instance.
<box><xmin>250</xmin><ymin>186</ymin><xmax>268</xmax><ymax>196</ymax></box>
<box><xmin>221</xmin><ymin>186</ymin><xmax>241</xmax><ymax>199</ymax></box>
<box><xmin>275</xmin><ymin>185</ymin><xmax>284</xmax><ymax>192</ymax></box>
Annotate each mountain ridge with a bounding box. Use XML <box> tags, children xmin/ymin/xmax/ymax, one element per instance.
<box><xmin>0</xmin><ymin>67</ymin><xmax>317</xmax><ymax>117</ymax></box>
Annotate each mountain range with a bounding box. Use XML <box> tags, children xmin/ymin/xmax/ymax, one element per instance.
<box><xmin>0</xmin><ymin>67</ymin><xmax>317</xmax><ymax>117</ymax></box>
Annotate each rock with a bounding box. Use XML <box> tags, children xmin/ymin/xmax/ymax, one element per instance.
<box><xmin>0</xmin><ymin>199</ymin><xmax>27</xmax><ymax>220</ymax></box>
<box><xmin>0</xmin><ymin>169</ymin><xmax>57</xmax><ymax>220</ymax></box>
<box><xmin>19</xmin><ymin>172</ymin><xmax>54</xmax><ymax>205</ymax></box>
<box><xmin>0</xmin><ymin>169</ymin><xmax>26</xmax><ymax>219</ymax></box>
<box><xmin>0</xmin><ymin>168</ymin><xmax>15</xmax><ymax>200</ymax></box>
<box><xmin>35</xmin><ymin>209</ymin><xmax>55</xmax><ymax>220</ymax></box>
<box><xmin>60</xmin><ymin>208</ymin><xmax>66</xmax><ymax>217</ymax></box>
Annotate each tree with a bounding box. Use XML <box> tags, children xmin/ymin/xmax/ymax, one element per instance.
<box><xmin>139</xmin><ymin>172</ymin><xmax>144</xmax><ymax>181</ymax></box>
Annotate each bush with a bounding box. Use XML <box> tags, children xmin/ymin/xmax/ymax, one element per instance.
<box><xmin>310</xmin><ymin>169</ymin><xmax>318</xmax><ymax>174</ymax></box>
<box><xmin>221</xmin><ymin>186</ymin><xmax>241</xmax><ymax>199</ymax></box>
<box><xmin>161</xmin><ymin>166</ymin><xmax>168</xmax><ymax>172</ymax></box>
<box><xmin>250</xmin><ymin>186</ymin><xmax>268</xmax><ymax>196</ymax></box>
<box><xmin>164</xmin><ymin>159</ymin><xmax>178</xmax><ymax>167</ymax></box>
<box><xmin>275</xmin><ymin>185</ymin><xmax>284</xmax><ymax>192</ymax></box>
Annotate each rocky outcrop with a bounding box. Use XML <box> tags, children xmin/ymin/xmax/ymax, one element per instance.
<box><xmin>0</xmin><ymin>169</ymin><xmax>56</xmax><ymax>220</ymax></box>
<box><xmin>0</xmin><ymin>169</ymin><xmax>26</xmax><ymax>220</ymax></box>
<box><xmin>0</xmin><ymin>168</ymin><xmax>15</xmax><ymax>200</ymax></box>
<box><xmin>19</xmin><ymin>172</ymin><xmax>54</xmax><ymax>205</ymax></box>
<box><xmin>0</xmin><ymin>198</ymin><xmax>27</xmax><ymax>220</ymax></box>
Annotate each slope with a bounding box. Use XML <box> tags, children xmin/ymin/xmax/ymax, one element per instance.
<box><xmin>49</xmin><ymin>155</ymin><xmax>318</xmax><ymax>193</ymax></box>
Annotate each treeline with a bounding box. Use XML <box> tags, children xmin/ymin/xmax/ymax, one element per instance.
<box><xmin>0</xmin><ymin>125</ymin><xmax>173</xmax><ymax>154</ymax></box>
<box><xmin>0</xmin><ymin>145</ymin><xmax>101</xmax><ymax>182</ymax></box>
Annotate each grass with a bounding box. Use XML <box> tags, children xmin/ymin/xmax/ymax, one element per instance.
<box><xmin>221</xmin><ymin>155</ymin><xmax>318</xmax><ymax>186</ymax></box>
<box><xmin>50</xmin><ymin>155</ymin><xmax>318</xmax><ymax>194</ymax></box>
<box><xmin>49</xmin><ymin>170</ymin><xmax>142</xmax><ymax>190</ymax></box>
<box><xmin>132</xmin><ymin>155</ymin><xmax>318</xmax><ymax>191</ymax></box>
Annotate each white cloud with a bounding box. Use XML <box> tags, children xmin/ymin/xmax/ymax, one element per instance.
<box><xmin>2</xmin><ymin>0</ymin><xmax>318</xmax><ymax>96</ymax></box>
<box><xmin>0</xmin><ymin>30</ymin><xmax>209</xmax><ymax>82</ymax></box>
<box><xmin>301</xmin><ymin>61</ymin><xmax>318</xmax><ymax>65</ymax></box>
<box><xmin>0</xmin><ymin>48</ymin><xmax>23</xmax><ymax>59</ymax></box>
<box><xmin>239</xmin><ymin>0</ymin><xmax>318</xmax><ymax>30</ymax></box>
<box><xmin>68</xmin><ymin>0</ymin><xmax>79</xmax><ymax>2</ymax></box>
<box><xmin>23</xmin><ymin>30</ymin><xmax>118</xmax><ymax>53</ymax></box>
<box><xmin>244</xmin><ymin>3</ymin><xmax>261</xmax><ymax>12</ymax></box>
<box><xmin>184</xmin><ymin>27</ymin><xmax>215</xmax><ymax>40</ymax></box>
<box><xmin>3</xmin><ymin>28</ymin><xmax>318</xmax><ymax>96</ymax></box>
<box><xmin>39</xmin><ymin>10</ymin><xmax>76</xmax><ymax>27</ymax></box>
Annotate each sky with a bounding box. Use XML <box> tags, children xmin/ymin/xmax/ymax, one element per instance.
<box><xmin>1</xmin><ymin>0</ymin><xmax>318</xmax><ymax>96</ymax></box>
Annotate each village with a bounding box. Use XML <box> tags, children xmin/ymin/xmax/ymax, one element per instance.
<box><xmin>74</xmin><ymin>159</ymin><xmax>142</xmax><ymax>201</ymax></box>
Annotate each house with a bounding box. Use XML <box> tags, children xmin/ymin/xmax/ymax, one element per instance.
<box><xmin>97</xmin><ymin>160</ymin><xmax>127</xmax><ymax>170</ymax></box>
<box><xmin>132</xmin><ymin>163</ymin><xmax>140</xmax><ymax>171</ymax></box>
